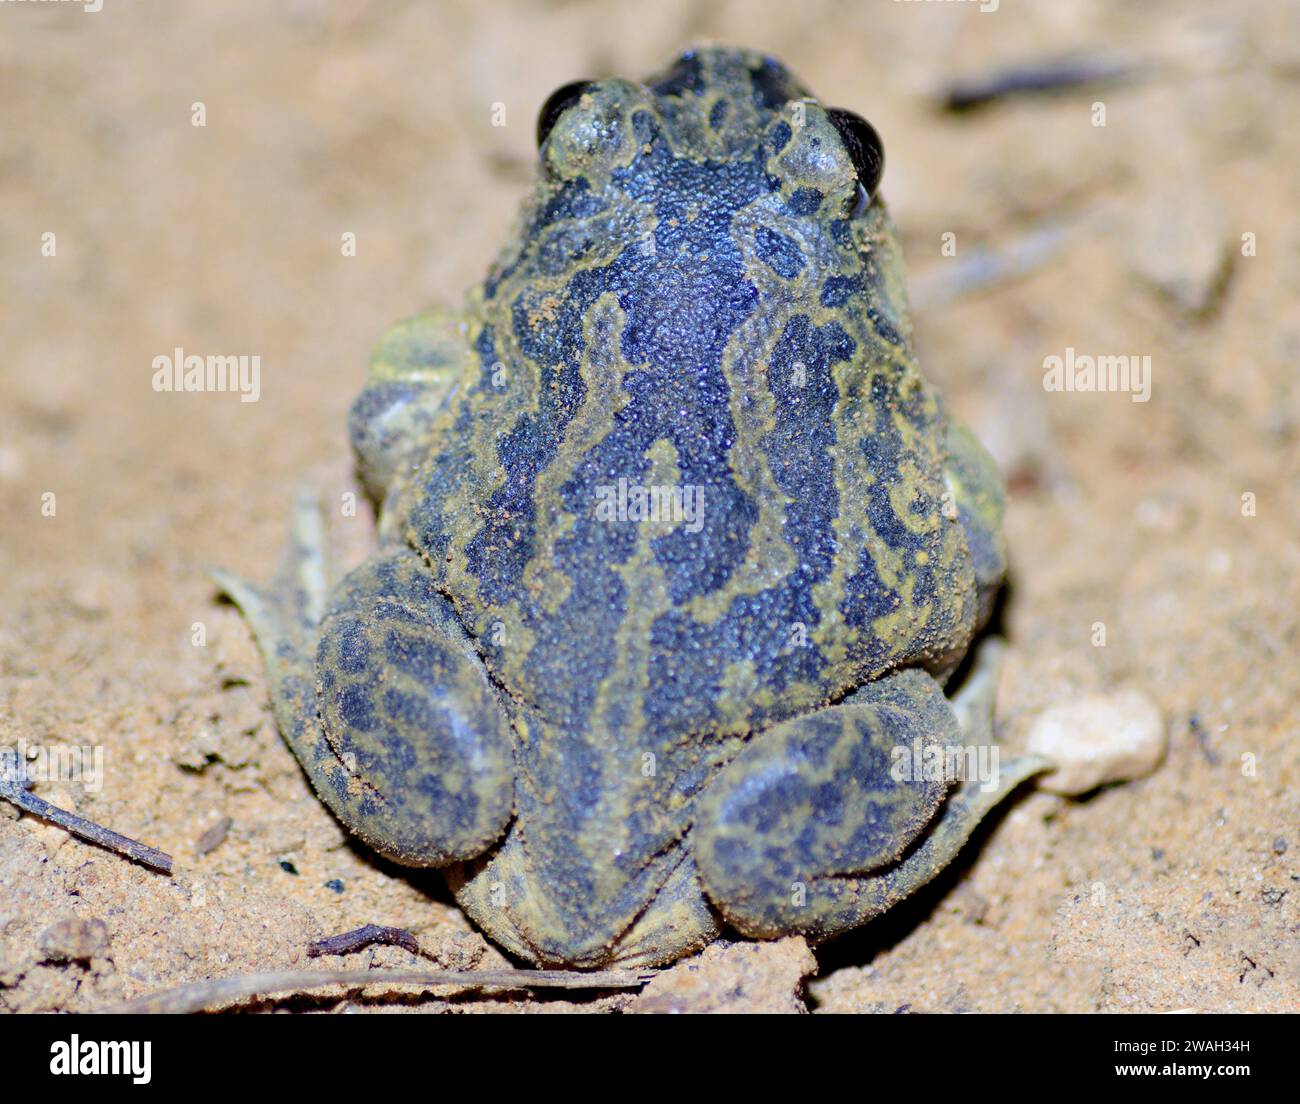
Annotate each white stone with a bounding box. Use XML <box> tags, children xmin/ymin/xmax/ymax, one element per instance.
<box><xmin>1028</xmin><ymin>689</ymin><xmax>1166</xmax><ymax>795</ymax></box>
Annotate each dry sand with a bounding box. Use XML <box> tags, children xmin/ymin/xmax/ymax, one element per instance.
<box><xmin>1</xmin><ymin>0</ymin><xmax>1296</xmax><ymax>1013</ymax></box>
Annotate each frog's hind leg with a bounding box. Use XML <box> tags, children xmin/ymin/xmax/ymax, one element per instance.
<box><xmin>690</xmin><ymin>661</ymin><xmax>1049</xmax><ymax>940</ymax></box>
<box><xmin>215</xmin><ymin>489</ymin><xmax>514</xmax><ymax>867</ymax></box>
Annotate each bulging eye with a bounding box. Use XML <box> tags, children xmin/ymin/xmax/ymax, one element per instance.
<box><xmin>536</xmin><ymin>80</ymin><xmax>595</xmax><ymax>149</ymax></box>
<box><xmin>826</xmin><ymin>108</ymin><xmax>885</xmax><ymax>205</ymax></box>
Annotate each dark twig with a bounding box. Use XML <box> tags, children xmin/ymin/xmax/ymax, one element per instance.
<box><xmin>942</xmin><ymin>55</ymin><xmax>1136</xmax><ymax>112</ymax></box>
<box><xmin>1188</xmin><ymin>712</ymin><xmax>1222</xmax><ymax>767</ymax></box>
<box><xmin>96</xmin><ymin>967</ymin><xmax>657</xmax><ymax>1014</ymax></box>
<box><xmin>0</xmin><ymin>780</ymin><xmax>173</xmax><ymax>875</ymax></box>
<box><xmin>308</xmin><ymin>924</ymin><xmax>422</xmax><ymax>958</ymax></box>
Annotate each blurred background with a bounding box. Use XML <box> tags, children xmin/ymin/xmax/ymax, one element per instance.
<box><xmin>1</xmin><ymin>0</ymin><xmax>1297</xmax><ymax>1012</ymax></box>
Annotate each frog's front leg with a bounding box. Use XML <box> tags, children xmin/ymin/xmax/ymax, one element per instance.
<box><xmin>215</xmin><ymin>492</ymin><xmax>514</xmax><ymax>866</ymax></box>
<box><xmin>690</xmin><ymin>660</ymin><xmax>1048</xmax><ymax>940</ymax></box>
<box><xmin>349</xmin><ymin>308</ymin><xmax>474</xmax><ymax>512</ymax></box>
<box><xmin>943</xmin><ymin>420</ymin><xmax>1007</xmax><ymax>628</ymax></box>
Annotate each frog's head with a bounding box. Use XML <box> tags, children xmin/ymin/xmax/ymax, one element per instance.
<box><xmin>489</xmin><ymin>46</ymin><xmax>911</xmax><ymax>361</ymax></box>
<box><xmin>538</xmin><ymin>47</ymin><xmax>883</xmax><ymax>219</ymax></box>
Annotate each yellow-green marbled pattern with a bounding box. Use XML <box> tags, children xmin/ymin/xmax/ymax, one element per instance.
<box><xmin>219</xmin><ymin>47</ymin><xmax>1045</xmax><ymax>968</ymax></box>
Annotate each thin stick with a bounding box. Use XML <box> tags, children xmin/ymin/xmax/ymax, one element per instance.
<box><xmin>0</xmin><ymin>780</ymin><xmax>173</xmax><ymax>875</ymax></box>
<box><xmin>908</xmin><ymin>221</ymin><xmax>1071</xmax><ymax>311</ymax></box>
<box><xmin>97</xmin><ymin>967</ymin><xmax>657</xmax><ymax>1014</ymax></box>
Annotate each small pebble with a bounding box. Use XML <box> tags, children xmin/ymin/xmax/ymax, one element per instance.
<box><xmin>196</xmin><ymin>815</ymin><xmax>233</xmax><ymax>856</ymax></box>
<box><xmin>39</xmin><ymin>917</ymin><xmax>109</xmax><ymax>964</ymax></box>
<box><xmin>1273</xmin><ymin>837</ymin><xmax>1287</xmax><ymax>855</ymax></box>
<box><xmin>1028</xmin><ymin>688</ymin><xmax>1166</xmax><ymax>795</ymax></box>
<box><xmin>324</xmin><ymin>879</ymin><xmax>345</xmax><ymax>893</ymax></box>
<box><xmin>1123</xmin><ymin>193</ymin><xmax>1231</xmax><ymax>316</ymax></box>
<box><xmin>279</xmin><ymin>859</ymin><xmax>299</xmax><ymax>875</ymax></box>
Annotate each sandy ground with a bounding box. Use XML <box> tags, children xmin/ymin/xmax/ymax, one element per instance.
<box><xmin>1</xmin><ymin>0</ymin><xmax>1297</xmax><ymax>1013</ymax></box>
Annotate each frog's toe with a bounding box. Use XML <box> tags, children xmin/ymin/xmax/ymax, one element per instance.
<box><xmin>214</xmin><ymin>487</ymin><xmax>335</xmax><ymax>792</ymax></box>
<box><xmin>601</xmin><ymin>851</ymin><xmax>722</xmax><ymax>968</ymax></box>
<box><xmin>214</xmin><ymin>485</ymin><xmax>329</xmax><ymax>655</ymax></box>
<box><xmin>950</xmin><ymin>634</ymin><xmax>1005</xmax><ymax>746</ymax></box>
<box><xmin>692</xmin><ymin>667</ymin><xmax>1048</xmax><ymax>941</ymax></box>
<box><xmin>874</xmin><ymin>751</ymin><xmax>1051</xmax><ymax>906</ymax></box>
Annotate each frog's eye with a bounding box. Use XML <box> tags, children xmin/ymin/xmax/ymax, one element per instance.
<box><xmin>536</xmin><ymin>80</ymin><xmax>596</xmax><ymax>149</ymax></box>
<box><xmin>826</xmin><ymin>108</ymin><xmax>885</xmax><ymax>206</ymax></box>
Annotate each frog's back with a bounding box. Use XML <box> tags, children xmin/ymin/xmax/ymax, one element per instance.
<box><xmin>407</xmin><ymin>48</ymin><xmax>976</xmax><ymax>749</ymax></box>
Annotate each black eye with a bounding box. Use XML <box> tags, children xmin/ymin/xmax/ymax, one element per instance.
<box><xmin>536</xmin><ymin>80</ymin><xmax>595</xmax><ymax>148</ymax></box>
<box><xmin>826</xmin><ymin>108</ymin><xmax>885</xmax><ymax>202</ymax></box>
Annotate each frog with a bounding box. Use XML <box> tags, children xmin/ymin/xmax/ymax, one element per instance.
<box><xmin>216</xmin><ymin>46</ymin><xmax>1049</xmax><ymax>969</ymax></box>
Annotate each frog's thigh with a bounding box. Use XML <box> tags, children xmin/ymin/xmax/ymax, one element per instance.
<box><xmin>217</xmin><ymin>495</ymin><xmax>513</xmax><ymax>867</ymax></box>
<box><xmin>313</xmin><ymin>551</ymin><xmax>515</xmax><ymax>866</ymax></box>
<box><xmin>691</xmin><ymin>668</ymin><xmax>1042</xmax><ymax>940</ymax></box>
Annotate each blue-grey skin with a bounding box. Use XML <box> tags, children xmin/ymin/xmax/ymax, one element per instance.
<box><xmin>217</xmin><ymin>47</ymin><xmax>1048</xmax><ymax>968</ymax></box>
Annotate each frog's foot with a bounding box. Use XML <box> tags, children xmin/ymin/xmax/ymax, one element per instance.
<box><xmin>213</xmin><ymin>486</ymin><xmax>331</xmax><ymax>759</ymax></box>
<box><xmin>448</xmin><ymin>832</ymin><xmax>721</xmax><ymax>969</ymax></box>
<box><xmin>691</xmin><ymin>663</ymin><xmax>1049</xmax><ymax>941</ymax></box>
<box><xmin>215</xmin><ymin>490</ymin><xmax>514</xmax><ymax>867</ymax></box>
